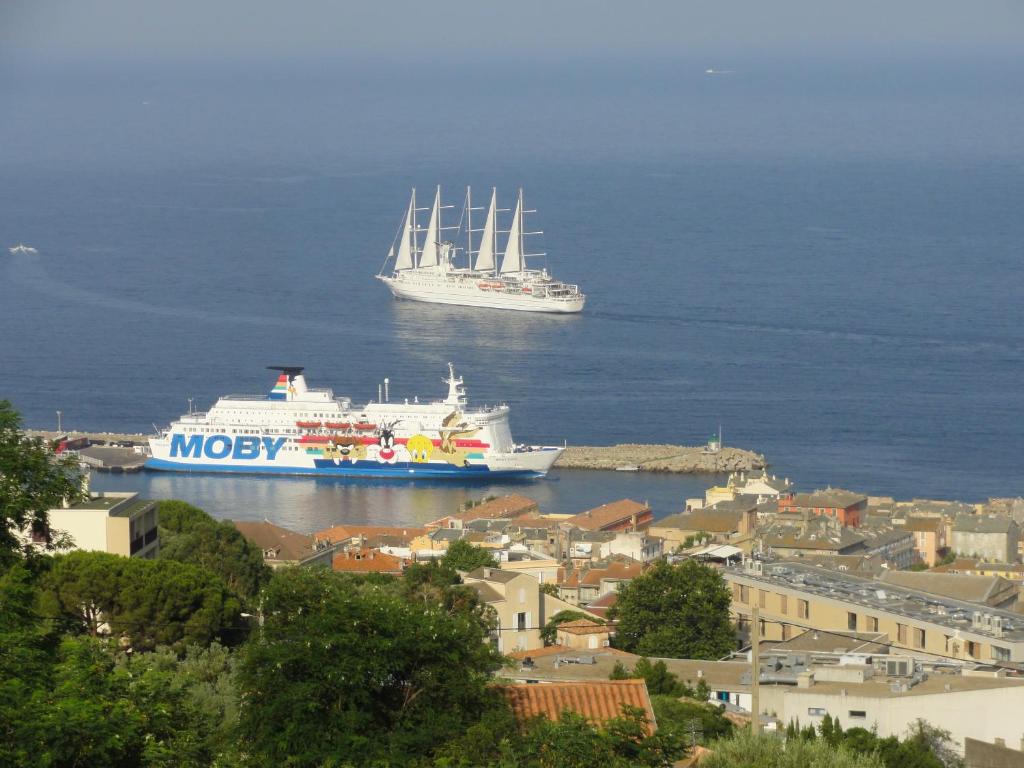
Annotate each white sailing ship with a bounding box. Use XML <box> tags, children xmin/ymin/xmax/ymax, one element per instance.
<box><xmin>377</xmin><ymin>187</ymin><xmax>585</xmax><ymax>313</ymax></box>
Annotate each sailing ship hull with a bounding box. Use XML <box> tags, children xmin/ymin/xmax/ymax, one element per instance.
<box><xmin>380</xmin><ymin>275</ymin><xmax>585</xmax><ymax>314</ymax></box>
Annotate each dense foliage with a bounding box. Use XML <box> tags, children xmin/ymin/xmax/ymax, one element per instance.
<box><xmin>703</xmin><ymin>729</ymin><xmax>886</xmax><ymax>768</ymax></box>
<box><xmin>608</xmin><ymin>560</ymin><xmax>735</xmax><ymax>658</ymax></box>
<box><xmin>39</xmin><ymin>550</ymin><xmax>244</xmax><ymax>651</ymax></box>
<box><xmin>236</xmin><ymin>566</ymin><xmax>504</xmax><ymax>765</ymax></box>
<box><xmin>787</xmin><ymin>714</ymin><xmax>963</xmax><ymax>768</ymax></box>
<box><xmin>610</xmin><ymin>657</ymin><xmax>711</xmax><ymax>699</ymax></box>
<box><xmin>157</xmin><ymin>500</ymin><xmax>271</xmax><ymax>603</ymax></box>
<box><xmin>0</xmin><ymin>400</ymin><xmax>85</xmax><ymax>563</ymax></box>
<box><xmin>441</xmin><ymin>538</ymin><xmax>498</xmax><ymax>571</ymax></box>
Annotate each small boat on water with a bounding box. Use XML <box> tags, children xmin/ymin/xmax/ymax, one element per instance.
<box><xmin>616</xmin><ymin>465</ymin><xmax>640</xmax><ymax>472</ymax></box>
<box><xmin>8</xmin><ymin>243</ymin><xmax>38</xmax><ymax>255</ymax></box>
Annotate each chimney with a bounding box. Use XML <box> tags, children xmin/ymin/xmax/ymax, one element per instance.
<box><xmin>995</xmin><ymin>738</ymin><xmax>1006</xmax><ymax>748</ymax></box>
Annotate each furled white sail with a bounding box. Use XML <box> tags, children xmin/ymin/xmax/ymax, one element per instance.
<box><xmin>418</xmin><ymin>186</ymin><xmax>441</xmax><ymax>269</ymax></box>
<box><xmin>499</xmin><ymin>190</ymin><xmax>525</xmax><ymax>274</ymax></box>
<box><xmin>474</xmin><ymin>188</ymin><xmax>497</xmax><ymax>272</ymax></box>
<box><xmin>394</xmin><ymin>192</ymin><xmax>415</xmax><ymax>271</ymax></box>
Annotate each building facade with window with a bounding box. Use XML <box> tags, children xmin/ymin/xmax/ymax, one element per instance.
<box><xmin>723</xmin><ymin>561</ymin><xmax>1024</xmax><ymax>663</ymax></box>
<box><xmin>45</xmin><ymin>492</ymin><xmax>159</xmax><ymax>559</ymax></box>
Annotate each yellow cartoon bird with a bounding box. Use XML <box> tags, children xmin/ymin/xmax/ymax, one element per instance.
<box><xmin>406</xmin><ymin>434</ymin><xmax>434</xmax><ymax>463</ymax></box>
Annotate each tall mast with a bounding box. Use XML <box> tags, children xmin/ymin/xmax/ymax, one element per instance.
<box><xmin>465</xmin><ymin>186</ymin><xmax>473</xmax><ymax>270</ymax></box>
<box><xmin>411</xmin><ymin>188</ymin><xmax>419</xmax><ymax>268</ymax></box>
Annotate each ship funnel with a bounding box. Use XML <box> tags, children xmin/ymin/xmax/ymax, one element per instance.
<box><xmin>267</xmin><ymin>366</ymin><xmax>307</xmax><ymax>400</ymax></box>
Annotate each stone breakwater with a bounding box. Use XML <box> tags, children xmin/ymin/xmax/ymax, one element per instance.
<box><xmin>554</xmin><ymin>444</ymin><xmax>766</xmax><ymax>473</ymax></box>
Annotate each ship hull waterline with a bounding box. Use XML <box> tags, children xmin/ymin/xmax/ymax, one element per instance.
<box><xmin>380</xmin><ymin>276</ymin><xmax>585</xmax><ymax>314</ymax></box>
<box><xmin>144</xmin><ymin>456</ymin><xmax>551</xmax><ymax>480</ymax></box>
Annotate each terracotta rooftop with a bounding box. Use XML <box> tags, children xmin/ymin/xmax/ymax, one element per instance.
<box><xmin>457</xmin><ymin>494</ymin><xmax>539</xmax><ymax>522</ymax></box>
<box><xmin>498</xmin><ymin>680</ymin><xmax>656</xmax><ymax>733</ymax></box>
<box><xmin>331</xmin><ymin>547</ymin><xmax>406</xmax><ymax>574</ymax></box>
<box><xmin>232</xmin><ymin>521</ymin><xmax>317</xmax><ymax>562</ymax></box>
<box><xmin>585</xmin><ymin>591</ymin><xmax>619</xmax><ymax>617</ymax></box>
<box><xmin>564</xmin><ymin>499</ymin><xmax>651</xmax><ymax>531</ymax></box>
<box><xmin>654</xmin><ymin>508</ymin><xmax>746</xmax><ymax>534</ymax></box>
<box><xmin>785</xmin><ymin>489</ymin><xmax>867</xmax><ymax>509</ymax></box>
<box><xmin>580</xmin><ymin>560</ymin><xmax>643</xmax><ymax>586</ymax></box>
<box><xmin>556</xmin><ymin>619</ymin><xmax>609</xmax><ymax>635</ymax></box>
<box><xmin>314</xmin><ymin>524</ymin><xmax>426</xmax><ymax>545</ymax></box>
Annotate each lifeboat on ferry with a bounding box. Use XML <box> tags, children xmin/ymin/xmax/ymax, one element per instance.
<box><xmin>477</xmin><ymin>282</ymin><xmax>492</xmax><ymax>291</ymax></box>
<box><xmin>296</xmin><ymin>420</ymin><xmax>322</xmax><ymax>429</ymax></box>
<box><xmin>353</xmin><ymin>422</ymin><xmax>376</xmax><ymax>431</ymax></box>
<box><xmin>324</xmin><ymin>422</ymin><xmax>348</xmax><ymax>429</ymax></box>
<box><xmin>521</xmin><ymin>286</ymin><xmax>533</xmax><ymax>293</ymax></box>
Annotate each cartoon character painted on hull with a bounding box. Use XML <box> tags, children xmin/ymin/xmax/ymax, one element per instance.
<box><xmin>406</xmin><ymin>434</ymin><xmax>434</xmax><ymax>463</ymax></box>
<box><xmin>323</xmin><ymin>436</ymin><xmax>367</xmax><ymax>465</ymax></box>
<box><xmin>438</xmin><ymin>411</ymin><xmax>481</xmax><ymax>467</ymax></box>
<box><xmin>371</xmin><ymin>421</ymin><xmax>409</xmax><ymax>464</ymax></box>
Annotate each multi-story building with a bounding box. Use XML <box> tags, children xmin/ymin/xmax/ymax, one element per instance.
<box><xmin>778</xmin><ymin>489</ymin><xmax>868</xmax><ymax>528</ymax></box>
<box><xmin>952</xmin><ymin>515</ymin><xmax>1020</xmax><ymax>563</ymax></box>
<box><xmin>46</xmin><ymin>491</ymin><xmax>159</xmax><ymax>559</ymax></box>
<box><xmin>724</xmin><ymin>560</ymin><xmax>1024</xmax><ymax>663</ymax></box>
<box><xmin>902</xmin><ymin>516</ymin><xmax>948</xmax><ymax>566</ymax></box>
<box><xmin>462</xmin><ymin>566</ymin><xmax>597</xmax><ymax>653</ymax></box>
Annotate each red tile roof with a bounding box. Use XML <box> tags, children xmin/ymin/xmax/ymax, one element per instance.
<box><xmin>499</xmin><ymin>680</ymin><xmax>656</xmax><ymax>733</ymax></box>
<box><xmin>314</xmin><ymin>525</ymin><xmax>426</xmax><ymax>544</ymax></box>
<box><xmin>331</xmin><ymin>547</ymin><xmax>406</xmax><ymax>574</ymax></box>
<box><xmin>232</xmin><ymin>521</ymin><xmax>316</xmax><ymax>562</ymax></box>
<box><xmin>585</xmin><ymin>591</ymin><xmax>619</xmax><ymax>617</ymax></box>
<box><xmin>556</xmin><ymin>619</ymin><xmax>609</xmax><ymax>635</ymax></box>
<box><xmin>458</xmin><ymin>494</ymin><xmax>540</xmax><ymax>521</ymax></box>
<box><xmin>564</xmin><ymin>499</ymin><xmax>651</xmax><ymax>531</ymax></box>
<box><xmin>580</xmin><ymin>561</ymin><xmax>642</xmax><ymax>586</ymax></box>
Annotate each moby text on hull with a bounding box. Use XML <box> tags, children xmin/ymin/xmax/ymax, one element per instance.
<box><xmin>146</xmin><ymin>364</ymin><xmax>564</xmax><ymax>480</ymax></box>
<box><xmin>377</xmin><ymin>186</ymin><xmax>585</xmax><ymax>313</ymax></box>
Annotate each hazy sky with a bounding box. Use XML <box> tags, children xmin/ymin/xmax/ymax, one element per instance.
<box><xmin>3</xmin><ymin>0</ymin><xmax>1022</xmax><ymax>62</ymax></box>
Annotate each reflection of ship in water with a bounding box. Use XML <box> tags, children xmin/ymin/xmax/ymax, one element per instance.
<box><xmin>147</xmin><ymin>363</ymin><xmax>563</xmax><ymax>479</ymax></box>
<box><xmin>378</xmin><ymin>186</ymin><xmax>585</xmax><ymax>313</ymax></box>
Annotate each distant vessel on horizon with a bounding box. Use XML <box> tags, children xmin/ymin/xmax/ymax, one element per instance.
<box><xmin>8</xmin><ymin>243</ymin><xmax>38</xmax><ymax>255</ymax></box>
<box><xmin>377</xmin><ymin>186</ymin><xmax>585</xmax><ymax>313</ymax></box>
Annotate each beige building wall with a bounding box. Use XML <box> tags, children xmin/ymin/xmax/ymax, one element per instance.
<box><xmin>49</xmin><ymin>508</ymin><xmax>109</xmax><ymax>552</ymax></box>
<box><xmin>761</xmin><ymin>684</ymin><xmax>1024</xmax><ymax>755</ymax></box>
<box><xmin>725</xmin><ymin>571</ymin><xmax>1024</xmax><ymax>663</ymax></box>
<box><xmin>500</xmin><ymin>559</ymin><xmax>561</xmax><ymax>584</ymax></box>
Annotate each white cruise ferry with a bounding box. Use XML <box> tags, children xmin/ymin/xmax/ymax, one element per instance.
<box><xmin>146</xmin><ymin>364</ymin><xmax>563</xmax><ymax>479</ymax></box>
<box><xmin>377</xmin><ymin>187</ymin><xmax>585</xmax><ymax>313</ymax></box>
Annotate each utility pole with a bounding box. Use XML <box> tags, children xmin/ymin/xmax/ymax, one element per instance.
<box><xmin>56</xmin><ymin>410</ymin><xmax>62</xmax><ymax>434</ymax></box>
<box><xmin>751</xmin><ymin>602</ymin><xmax>761</xmax><ymax>733</ymax></box>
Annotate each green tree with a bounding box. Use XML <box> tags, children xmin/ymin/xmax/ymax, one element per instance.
<box><xmin>608</xmin><ymin>561</ymin><xmax>735</xmax><ymax>658</ymax></box>
<box><xmin>651</xmin><ymin>695</ymin><xmax>733</xmax><ymax>746</ymax></box>
<box><xmin>540</xmin><ymin>582</ymin><xmax>560</xmax><ymax>597</ymax></box>
<box><xmin>540</xmin><ymin>609</ymin><xmax>598</xmax><ymax>645</ymax></box>
<box><xmin>157</xmin><ymin>500</ymin><xmax>271</xmax><ymax>603</ymax></box>
<box><xmin>40</xmin><ymin>550</ymin><xmax>243</xmax><ymax>651</ymax></box>
<box><xmin>511</xmin><ymin>706</ymin><xmax>686</xmax><ymax>768</ymax></box>
<box><xmin>0</xmin><ymin>401</ymin><xmax>85</xmax><ymax>563</ymax></box>
<box><xmin>236</xmin><ymin>567</ymin><xmax>503</xmax><ymax>766</ymax></box>
<box><xmin>703</xmin><ymin>729</ymin><xmax>884</xmax><ymax>768</ymax></box>
<box><xmin>442</xmin><ymin>539</ymin><xmax>498</xmax><ymax>571</ymax></box>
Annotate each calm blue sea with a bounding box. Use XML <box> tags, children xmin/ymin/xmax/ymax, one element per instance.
<box><xmin>1</xmin><ymin>56</ymin><xmax>1022</xmax><ymax>528</ymax></box>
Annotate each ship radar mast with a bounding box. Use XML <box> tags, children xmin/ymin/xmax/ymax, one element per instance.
<box><xmin>443</xmin><ymin>362</ymin><xmax>467</xmax><ymax>406</ymax></box>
